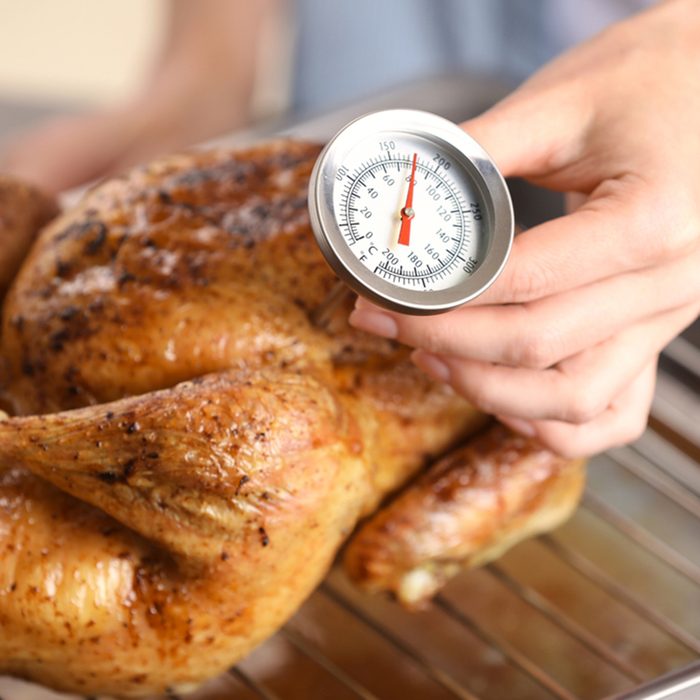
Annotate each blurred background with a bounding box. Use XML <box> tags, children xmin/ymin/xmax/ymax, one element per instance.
<box><xmin>0</xmin><ymin>1</ymin><xmax>164</xmax><ymax>140</ymax></box>
<box><xmin>0</xmin><ymin>0</ymin><xmax>163</xmax><ymax>106</ymax></box>
<box><xmin>0</xmin><ymin>0</ymin><xmax>291</xmax><ymax>151</ymax></box>
<box><xmin>0</xmin><ymin>0</ymin><xmax>646</xmax><ymax>195</ymax></box>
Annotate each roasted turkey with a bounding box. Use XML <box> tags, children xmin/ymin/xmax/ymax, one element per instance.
<box><xmin>0</xmin><ymin>140</ymin><xmax>584</xmax><ymax>697</ymax></box>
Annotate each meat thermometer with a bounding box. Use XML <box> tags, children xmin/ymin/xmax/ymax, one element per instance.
<box><xmin>308</xmin><ymin>109</ymin><xmax>513</xmax><ymax>317</ymax></box>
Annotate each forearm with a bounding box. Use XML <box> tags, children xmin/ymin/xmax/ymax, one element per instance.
<box><xmin>127</xmin><ymin>0</ymin><xmax>281</xmax><ymax>133</ymax></box>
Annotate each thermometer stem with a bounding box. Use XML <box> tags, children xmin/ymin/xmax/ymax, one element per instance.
<box><xmin>398</xmin><ymin>153</ymin><xmax>418</xmax><ymax>246</ymax></box>
<box><xmin>310</xmin><ymin>280</ymin><xmax>354</xmax><ymax>328</ymax></box>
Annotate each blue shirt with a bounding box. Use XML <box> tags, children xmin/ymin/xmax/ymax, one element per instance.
<box><xmin>291</xmin><ymin>0</ymin><xmax>651</xmax><ymax>114</ymax></box>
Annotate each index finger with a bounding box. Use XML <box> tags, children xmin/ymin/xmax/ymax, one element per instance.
<box><xmin>470</xmin><ymin>188</ymin><xmax>675</xmax><ymax>306</ymax></box>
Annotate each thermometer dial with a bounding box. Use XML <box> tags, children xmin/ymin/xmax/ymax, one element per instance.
<box><xmin>309</xmin><ymin>110</ymin><xmax>514</xmax><ymax>315</ymax></box>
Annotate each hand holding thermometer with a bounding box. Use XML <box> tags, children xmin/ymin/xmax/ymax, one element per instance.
<box><xmin>308</xmin><ymin>109</ymin><xmax>514</xmax><ymax>320</ymax></box>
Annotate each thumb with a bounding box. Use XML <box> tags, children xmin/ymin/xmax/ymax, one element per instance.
<box><xmin>460</xmin><ymin>86</ymin><xmax>589</xmax><ymax>179</ymax></box>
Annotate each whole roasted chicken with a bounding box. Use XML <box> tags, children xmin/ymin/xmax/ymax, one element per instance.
<box><xmin>0</xmin><ymin>141</ymin><xmax>584</xmax><ymax>697</ymax></box>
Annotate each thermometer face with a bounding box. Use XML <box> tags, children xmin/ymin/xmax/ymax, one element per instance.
<box><xmin>335</xmin><ymin>134</ymin><xmax>485</xmax><ymax>292</ymax></box>
<box><xmin>309</xmin><ymin>110</ymin><xmax>513</xmax><ymax>314</ymax></box>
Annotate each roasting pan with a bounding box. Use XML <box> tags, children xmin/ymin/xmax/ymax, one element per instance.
<box><xmin>1</xmin><ymin>75</ymin><xmax>698</xmax><ymax>700</ymax></box>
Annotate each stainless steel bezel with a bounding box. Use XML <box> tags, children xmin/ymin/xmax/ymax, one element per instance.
<box><xmin>308</xmin><ymin>109</ymin><xmax>513</xmax><ymax>315</ymax></box>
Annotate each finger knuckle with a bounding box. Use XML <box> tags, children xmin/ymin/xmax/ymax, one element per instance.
<box><xmin>467</xmin><ymin>388</ymin><xmax>496</xmax><ymax>415</ymax></box>
<box><xmin>512</xmin><ymin>336</ymin><xmax>552</xmax><ymax>370</ymax></box>
<box><xmin>563</xmin><ymin>391</ymin><xmax>607</xmax><ymax>425</ymax></box>
<box><xmin>510</xmin><ymin>257</ymin><xmax>555</xmax><ymax>303</ymax></box>
<box><xmin>553</xmin><ymin>443</ymin><xmax>584</xmax><ymax>460</ymax></box>
<box><xmin>536</xmin><ymin>430</ymin><xmax>584</xmax><ymax>460</ymax></box>
<box><xmin>628</xmin><ymin>189</ymin><xmax>697</xmax><ymax>266</ymax></box>
<box><xmin>415</xmin><ymin>316</ymin><xmax>458</xmax><ymax>355</ymax></box>
<box><xmin>638</xmin><ymin>224</ymin><xmax>688</xmax><ymax>265</ymax></box>
<box><xmin>457</xmin><ymin>375</ymin><xmax>497</xmax><ymax>415</ymax></box>
<box><xmin>621</xmin><ymin>412</ymin><xmax>648</xmax><ymax>446</ymax></box>
<box><xmin>512</xmin><ymin>326</ymin><xmax>562</xmax><ymax>370</ymax></box>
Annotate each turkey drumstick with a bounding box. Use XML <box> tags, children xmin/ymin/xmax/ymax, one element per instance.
<box><xmin>345</xmin><ymin>423</ymin><xmax>585</xmax><ymax>607</ymax></box>
<box><xmin>0</xmin><ymin>366</ymin><xmax>375</xmax><ymax>696</ymax></box>
<box><xmin>0</xmin><ymin>368</ymin><xmax>369</xmax><ymax>562</ymax></box>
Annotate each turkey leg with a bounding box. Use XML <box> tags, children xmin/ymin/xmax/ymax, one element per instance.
<box><xmin>0</xmin><ymin>367</ymin><xmax>369</xmax><ymax>562</ymax></box>
<box><xmin>344</xmin><ymin>423</ymin><xmax>586</xmax><ymax>607</ymax></box>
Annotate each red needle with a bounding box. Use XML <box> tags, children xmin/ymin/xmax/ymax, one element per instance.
<box><xmin>398</xmin><ymin>152</ymin><xmax>418</xmax><ymax>246</ymax></box>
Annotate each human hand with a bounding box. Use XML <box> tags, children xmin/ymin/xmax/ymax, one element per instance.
<box><xmin>0</xmin><ymin>61</ymin><xmax>250</xmax><ymax>196</ymax></box>
<box><xmin>1</xmin><ymin>85</ymin><xmax>245</xmax><ymax>196</ymax></box>
<box><xmin>0</xmin><ymin>0</ymin><xmax>276</xmax><ymax>194</ymax></box>
<box><xmin>349</xmin><ymin>0</ymin><xmax>700</xmax><ymax>457</ymax></box>
<box><xmin>1</xmin><ymin>109</ymin><xmax>150</xmax><ymax>195</ymax></box>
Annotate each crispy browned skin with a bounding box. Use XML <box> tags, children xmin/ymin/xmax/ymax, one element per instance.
<box><xmin>344</xmin><ymin>424</ymin><xmax>586</xmax><ymax>607</ymax></box>
<box><xmin>0</xmin><ymin>143</ymin><xmax>583</xmax><ymax>696</ymax></box>
<box><xmin>0</xmin><ymin>176</ymin><xmax>57</xmax><ymax>299</ymax></box>
<box><xmin>0</xmin><ymin>369</ymin><xmax>374</xmax><ymax>695</ymax></box>
<box><xmin>0</xmin><ymin>143</ymin><xmax>483</xmax><ymax>696</ymax></box>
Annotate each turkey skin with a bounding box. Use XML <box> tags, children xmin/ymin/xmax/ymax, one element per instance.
<box><xmin>0</xmin><ymin>141</ymin><xmax>583</xmax><ymax>696</ymax></box>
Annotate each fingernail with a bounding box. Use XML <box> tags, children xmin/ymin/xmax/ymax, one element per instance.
<box><xmin>354</xmin><ymin>296</ymin><xmax>374</xmax><ymax>311</ymax></box>
<box><xmin>412</xmin><ymin>350</ymin><xmax>451</xmax><ymax>383</ymax></box>
<box><xmin>349</xmin><ymin>309</ymin><xmax>398</xmax><ymax>339</ymax></box>
<box><xmin>498</xmin><ymin>415</ymin><xmax>536</xmax><ymax>437</ymax></box>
